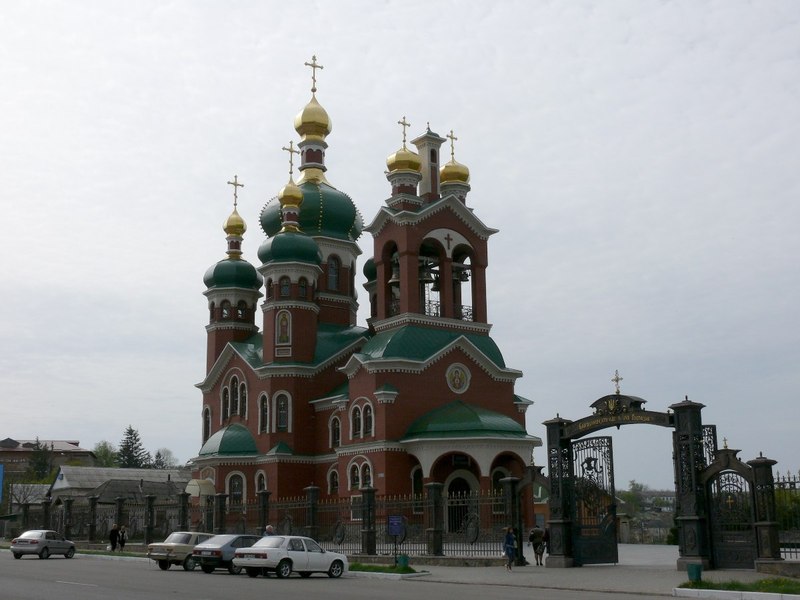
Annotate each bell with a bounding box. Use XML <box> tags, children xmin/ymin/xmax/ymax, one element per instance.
<box><xmin>459</xmin><ymin>270</ymin><xmax>470</xmax><ymax>282</ymax></box>
<box><xmin>431</xmin><ymin>275</ymin><xmax>440</xmax><ymax>292</ymax></box>
<box><xmin>419</xmin><ymin>265</ymin><xmax>435</xmax><ymax>284</ymax></box>
<box><xmin>388</xmin><ymin>264</ymin><xmax>400</xmax><ymax>285</ymax></box>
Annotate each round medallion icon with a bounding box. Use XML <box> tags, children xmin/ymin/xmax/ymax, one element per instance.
<box><xmin>446</xmin><ymin>363</ymin><xmax>471</xmax><ymax>394</ymax></box>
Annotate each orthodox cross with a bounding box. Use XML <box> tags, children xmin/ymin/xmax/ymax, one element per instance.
<box><xmin>397</xmin><ymin>116</ymin><xmax>411</xmax><ymax>145</ymax></box>
<box><xmin>444</xmin><ymin>233</ymin><xmax>454</xmax><ymax>249</ymax></box>
<box><xmin>304</xmin><ymin>55</ymin><xmax>324</xmax><ymax>93</ymax></box>
<box><xmin>611</xmin><ymin>370</ymin><xmax>623</xmax><ymax>394</ymax></box>
<box><xmin>447</xmin><ymin>129</ymin><xmax>458</xmax><ymax>161</ymax></box>
<box><xmin>725</xmin><ymin>494</ymin><xmax>735</xmax><ymax>509</ymax></box>
<box><xmin>227</xmin><ymin>175</ymin><xmax>244</xmax><ymax>207</ymax></box>
<box><xmin>281</xmin><ymin>141</ymin><xmax>300</xmax><ymax>176</ymax></box>
<box><xmin>723</xmin><ymin>437</ymin><xmax>728</xmax><ymax>449</ymax></box>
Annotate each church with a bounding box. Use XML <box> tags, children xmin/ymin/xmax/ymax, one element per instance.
<box><xmin>191</xmin><ymin>57</ymin><xmax>540</xmax><ymax>507</ymax></box>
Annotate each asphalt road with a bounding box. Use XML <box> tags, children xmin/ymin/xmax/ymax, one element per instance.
<box><xmin>0</xmin><ymin>551</ymin><xmax>674</xmax><ymax>600</ymax></box>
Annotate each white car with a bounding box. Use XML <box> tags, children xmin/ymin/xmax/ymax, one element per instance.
<box><xmin>233</xmin><ymin>535</ymin><xmax>348</xmax><ymax>578</ymax></box>
<box><xmin>10</xmin><ymin>530</ymin><xmax>75</xmax><ymax>559</ymax></box>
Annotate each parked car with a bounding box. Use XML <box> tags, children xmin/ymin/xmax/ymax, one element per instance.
<box><xmin>233</xmin><ymin>535</ymin><xmax>348</xmax><ymax>578</ymax></box>
<box><xmin>147</xmin><ymin>531</ymin><xmax>213</xmax><ymax>571</ymax></box>
<box><xmin>193</xmin><ymin>534</ymin><xmax>261</xmax><ymax>574</ymax></box>
<box><xmin>10</xmin><ymin>530</ymin><xmax>75</xmax><ymax>559</ymax></box>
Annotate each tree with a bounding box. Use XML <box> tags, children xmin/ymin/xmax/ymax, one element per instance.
<box><xmin>92</xmin><ymin>440</ymin><xmax>119</xmax><ymax>467</ymax></box>
<box><xmin>26</xmin><ymin>438</ymin><xmax>54</xmax><ymax>481</ymax></box>
<box><xmin>618</xmin><ymin>480</ymin><xmax>649</xmax><ymax>517</ymax></box>
<box><xmin>117</xmin><ymin>426</ymin><xmax>152</xmax><ymax>468</ymax></box>
<box><xmin>152</xmin><ymin>448</ymin><xmax>178</xmax><ymax>469</ymax></box>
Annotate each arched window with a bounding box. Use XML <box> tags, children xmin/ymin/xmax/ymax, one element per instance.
<box><xmin>279</xmin><ymin>276</ymin><xmax>291</xmax><ymax>298</ymax></box>
<box><xmin>276</xmin><ymin>394</ymin><xmax>289</xmax><ymax>432</ymax></box>
<box><xmin>230</xmin><ymin>377</ymin><xmax>239</xmax><ymax>416</ymax></box>
<box><xmin>363</xmin><ymin>404</ymin><xmax>373</xmax><ymax>437</ymax></box>
<box><xmin>276</xmin><ymin>311</ymin><xmax>291</xmax><ymax>345</ymax></box>
<box><xmin>259</xmin><ymin>394</ymin><xmax>269</xmax><ymax>433</ymax></box>
<box><xmin>298</xmin><ymin>277</ymin><xmax>308</xmax><ymax>299</ymax></box>
<box><xmin>239</xmin><ymin>382</ymin><xmax>247</xmax><ymax>418</ymax></box>
<box><xmin>266</xmin><ymin>278</ymin><xmax>274</xmax><ymax>300</ymax></box>
<box><xmin>202</xmin><ymin>408</ymin><xmax>211</xmax><ymax>443</ymax></box>
<box><xmin>256</xmin><ymin>473</ymin><xmax>266</xmax><ymax>492</ymax></box>
<box><xmin>350</xmin><ymin>464</ymin><xmax>360</xmax><ymax>489</ymax></box>
<box><xmin>352</xmin><ymin>406</ymin><xmax>362</xmax><ymax>438</ymax></box>
<box><xmin>236</xmin><ymin>300</ymin><xmax>247</xmax><ymax>319</ymax></box>
<box><xmin>361</xmin><ymin>464</ymin><xmax>372</xmax><ymax>488</ymax></box>
<box><xmin>222</xmin><ymin>388</ymin><xmax>230</xmax><ymax>421</ymax></box>
<box><xmin>221</xmin><ymin>300</ymin><xmax>231</xmax><ymax>319</ymax></box>
<box><xmin>327</xmin><ymin>256</ymin><xmax>340</xmax><ymax>291</ymax></box>
<box><xmin>329</xmin><ymin>470</ymin><xmax>339</xmax><ymax>495</ymax></box>
<box><xmin>331</xmin><ymin>417</ymin><xmax>341</xmax><ymax>448</ymax></box>
<box><xmin>229</xmin><ymin>473</ymin><xmax>244</xmax><ymax>505</ymax></box>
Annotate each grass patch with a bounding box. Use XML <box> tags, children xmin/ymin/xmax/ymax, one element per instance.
<box><xmin>679</xmin><ymin>577</ymin><xmax>800</xmax><ymax>595</ymax></box>
<box><xmin>349</xmin><ymin>562</ymin><xmax>417</xmax><ymax>574</ymax></box>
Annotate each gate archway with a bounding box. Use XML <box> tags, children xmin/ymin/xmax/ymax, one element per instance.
<box><xmin>542</xmin><ymin>389</ymin><xmax>780</xmax><ymax>570</ymax></box>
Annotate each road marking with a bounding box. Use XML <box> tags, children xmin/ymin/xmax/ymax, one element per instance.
<box><xmin>56</xmin><ymin>581</ymin><xmax>99</xmax><ymax>587</ymax></box>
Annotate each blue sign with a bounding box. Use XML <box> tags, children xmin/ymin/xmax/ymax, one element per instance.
<box><xmin>387</xmin><ymin>515</ymin><xmax>404</xmax><ymax>537</ymax></box>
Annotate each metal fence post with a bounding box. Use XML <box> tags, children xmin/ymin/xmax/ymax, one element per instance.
<box><xmin>21</xmin><ymin>503</ymin><xmax>30</xmax><ymax>531</ymax></box>
<box><xmin>257</xmin><ymin>489</ymin><xmax>271</xmax><ymax>534</ymax></box>
<box><xmin>177</xmin><ymin>491</ymin><xmax>190</xmax><ymax>531</ymax></box>
<box><xmin>115</xmin><ymin>496</ymin><xmax>126</xmax><ymax>529</ymax></box>
<box><xmin>748</xmin><ymin>454</ymin><xmax>781</xmax><ymax>561</ymax></box>
<box><xmin>88</xmin><ymin>496</ymin><xmax>98</xmax><ymax>542</ymax></box>
<box><xmin>205</xmin><ymin>495</ymin><xmax>215</xmax><ymax>533</ymax></box>
<box><xmin>63</xmin><ymin>498</ymin><xmax>74</xmax><ymax>539</ymax></box>
<box><xmin>41</xmin><ymin>497</ymin><xmax>52</xmax><ymax>529</ymax></box>
<box><xmin>425</xmin><ymin>482</ymin><xmax>444</xmax><ymax>556</ymax></box>
<box><xmin>360</xmin><ymin>487</ymin><xmax>376</xmax><ymax>555</ymax></box>
<box><xmin>145</xmin><ymin>495</ymin><xmax>156</xmax><ymax>545</ymax></box>
<box><xmin>214</xmin><ymin>493</ymin><xmax>228</xmax><ymax>535</ymax></box>
<box><xmin>304</xmin><ymin>485</ymin><xmax>320</xmax><ymax>541</ymax></box>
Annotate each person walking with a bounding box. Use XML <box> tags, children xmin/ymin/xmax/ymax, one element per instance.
<box><xmin>264</xmin><ymin>524</ymin><xmax>274</xmax><ymax>536</ymax></box>
<box><xmin>503</xmin><ymin>526</ymin><xmax>516</xmax><ymax>572</ymax></box>
<box><xmin>529</xmin><ymin>524</ymin><xmax>545</xmax><ymax>565</ymax></box>
<box><xmin>108</xmin><ymin>524</ymin><xmax>120</xmax><ymax>552</ymax></box>
<box><xmin>118</xmin><ymin>525</ymin><xmax>127</xmax><ymax>552</ymax></box>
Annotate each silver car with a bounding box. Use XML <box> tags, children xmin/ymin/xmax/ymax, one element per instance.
<box><xmin>11</xmin><ymin>530</ymin><xmax>76</xmax><ymax>559</ymax></box>
<box><xmin>233</xmin><ymin>535</ymin><xmax>348</xmax><ymax>578</ymax></box>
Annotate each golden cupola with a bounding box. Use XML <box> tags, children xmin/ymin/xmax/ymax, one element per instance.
<box><xmin>387</xmin><ymin>145</ymin><xmax>422</xmax><ymax>173</ymax></box>
<box><xmin>294</xmin><ymin>56</ymin><xmax>331</xmax><ymax>142</ymax></box>
<box><xmin>224</xmin><ymin>206</ymin><xmax>246</xmax><ymax>237</ymax></box>
<box><xmin>440</xmin><ymin>129</ymin><xmax>470</xmax><ymax>184</ymax></box>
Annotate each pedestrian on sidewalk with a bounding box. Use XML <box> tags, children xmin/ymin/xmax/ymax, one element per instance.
<box><xmin>529</xmin><ymin>525</ymin><xmax>545</xmax><ymax>565</ymax></box>
<box><xmin>503</xmin><ymin>526</ymin><xmax>516</xmax><ymax>571</ymax></box>
<box><xmin>108</xmin><ymin>524</ymin><xmax>120</xmax><ymax>552</ymax></box>
<box><xmin>118</xmin><ymin>525</ymin><xmax>127</xmax><ymax>552</ymax></box>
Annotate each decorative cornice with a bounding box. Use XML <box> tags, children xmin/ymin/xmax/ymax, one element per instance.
<box><xmin>372</xmin><ymin>312</ymin><xmax>491</xmax><ymax>335</ymax></box>
<box><xmin>205</xmin><ymin>322</ymin><xmax>260</xmax><ymax>334</ymax></box>
<box><xmin>261</xmin><ymin>300</ymin><xmax>320</xmax><ymax>313</ymax></box>
<box><xmin>335</xmin><ymin>441</ymin><xmax>406</xmax><ymax>456</ymax></box>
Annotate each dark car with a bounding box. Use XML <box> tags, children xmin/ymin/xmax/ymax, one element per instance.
<box><xmin>193</xmin><ymin>534</ymin><xmax>261</xmax><ymax>574</ymax></box>
<box><xmin>11</xmin><ymin>530</ymin><xmax>76</xmax><ymax>559</ymax></box>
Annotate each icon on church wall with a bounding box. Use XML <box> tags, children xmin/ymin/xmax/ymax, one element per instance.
<box><xmin>446</xmin><ymin>363</ymin><xmax>470</xmax><ymax>394</ymax></box>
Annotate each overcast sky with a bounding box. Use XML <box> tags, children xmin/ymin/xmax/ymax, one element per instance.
<box><xmin>2</xmin><ymin>1</ymin><xmax>798</xmax><ymax>490</ymax></box>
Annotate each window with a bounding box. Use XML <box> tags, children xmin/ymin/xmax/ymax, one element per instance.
<box><xmin>239</xmin><ymin>383</ymin><xmax>247</xmax><ymax>418</ymax></box>
<box><xmin>221</xmin><ymin>300</ymin><xmax>231</xmax><ymax>319</ymax></box>
<box><xmin>361</xmin><ymin>464</ymin><xmax>372</xmax><ymax>488</ymax></box>
<box><xmin>256</xmin><ymin>473</ymin><xmax>266</xmax><ymax>492</ymax></box>
<box><xmin>229</xmin><ymin>474</ymin><xmax>244</xmax><ymax>505</ymax></box>
<box><xmin>209</xmin><ymin>302</ymin><xmax>215</xmax><ymax>322</ymax></box>
<box><xmin>329</xmin><ymin>470</ymin><xmax>339</xmax><ymax>495</ymax></box>
<box><xmin>222</xmin><ymin>388</ymin><xmax>230</xmax><ymax>421</ymax></box>
<box><xmin>331</xmin><ymin>417</ymin><xmax>341</xmax><ymax>448</ymax></box>
<box><xmin>266</xmin><ymin>278</ymin><xmax>274</xmax><ymax>300</ymax></box>
<box><xmin>327</xmin><ymin>256</ymin><xmax>340</xmax><ymax>291</ymax></box>
<box><xmin>363</xmin><ymin>404</ymin><xmax>373</xmax><ymax>437</ymax></box>
<box><xmin>279</xmin><ymin>276</ymin><xmax>291</xmax><ymax>298</ymax></box>
<box><xmin>259</xmin><ymin>395</ymin><xmax>269</xmax><ymax>433</ymax></box>
<box><xmin>276</xmin><ymin>394</ymin><xmax>289</xmax><ymax>432</ymax></box>
<box><xmin>298</xmin><ymin>277</ymin><xmax>308</xmax><ymax>299</ymax></box>
<box><xmin>350</xmin><ymin>464</ymin><xmax>360</xmax><ymax>489</ymax></box>
<box><xmin>230</xmin><ymin>377</ymin><xmax>239</xmax><ymax>416</ymax></box>
<box><xmin>352</xmin><ymin>406</ymin><xmax>362</xmax><ymax>438</ymax></box>
<box><xmin>237</xmin><ymin>301</ymin><xmax>247</xmax><ymax>319</ymax></box>
<box><xmin>202</xmin><ymin>408</ymin><xmax>211</xmax><ymax>443</ymax></box>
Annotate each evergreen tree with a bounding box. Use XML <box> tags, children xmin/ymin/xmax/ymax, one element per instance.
<box><xmin>92</xmin><ymin>440</ymin><xmax>119</xmax><ymax>467</ymax></box>
<box><xmin>152</xmin><ymin>450</ymin><xmax>166</xmax><ymax>469</ymax></box>
<box><xmin>117</xmin><ymin>426</ymin><xmax>152</xmax><ymax>468</ymax></box>
<box><xmin>26</xmin><ymin>438</ymin><xmax>54</xmax><ymax>480</ymax></box>
<box><xmin>153</xmin><ymin>447</ymin><xmax>178</xmax><ymax>469</ymax></box>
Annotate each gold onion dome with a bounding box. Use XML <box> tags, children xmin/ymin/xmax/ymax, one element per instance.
<box><xmin>440</xmin><ymin>159</ymin><xmax>470</xmax><ymax>184</ymax></box>
<box><xmin>223</xmin><ymin>206</ymin><xmax>246</xmax><ymax>236</ymax></box>
<box><xmin>386</xmin><ymin>144</ymin><xmax>422</xmax><ymax>173</ymax></box>
<box><xmin>294</xmin><ymin>94</ymin><xmax>332</xmax><ymax>141</ymax></box>
<box><xmin>278</xmin><ymin>177</ymin><xmax>303</xmax><ymax>208</ymax></box>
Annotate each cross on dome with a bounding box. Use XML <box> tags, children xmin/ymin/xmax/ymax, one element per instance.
<box><xmin>397</xmin><ymin>116</ymin><xmax>411</xmax><ymax>146</ymax></box>
<box><xmin>304</xmin><ymin>54</ymin><xmax>324</xmax><ymax>94</ymax></box>
<box><xmin>447</xmin><ymin>129</ymin><xmax>458</xmax><ymax>161</ymax></box>
<box><xmin>227</xmin><ymin>174</ymin><xmax>244</xmax><ymax>207</ymax></box>
<box><xmin>281</xmin><ymin>141</ymin><xmax>300</xmax><ymax>176</ymax></box>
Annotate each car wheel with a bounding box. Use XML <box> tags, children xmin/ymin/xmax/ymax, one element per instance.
<box><xmin>276</xmin><ymin>559</ymin><xmax>292</xmax><ymax>578</ymax></box>
<box><xmin>13</xmin><ymin>553</ymin><xmax>22</xmax><ymax>560</ymax></box>
<box><xmin>228</xmin><ymin>564</ymin><xmax>242</xmax><ymax>575</ymax></box>
<box><xmin>245</xmin><ymin>567</ymin><xmax>260</xmax><ymax>578</ymax></box>
<box><xmin>39</xmin><ymin>547</ymin><xmax>50</xmax><ymax>560</ymax></box>
<box><xmin>201</xmin><ymin>564</ymin><xmax>215</xmax><ymax>574</ymax></box>
<box><xmin>158</xmin><ymin>560</ymin><xmax>170</xmax><ymax>570</ymax></box>
<box><xmin>65</xmin><ymin>547</ymin><xmax>75</xmax><ymax>559</ymax></box>
<box><xmin>182</xmin><ymin>555</ymin><xmax>196</xmax><ymax>571</ymax></box>
<box><xmin>327</xmin><ymin>560</ymin><xmax>344</xmax><ymax>578</ymax></box>
<box><xmin>299</xmin><ymin>571</ymin><xmax>312</xmax><ymax>578</ymax></box>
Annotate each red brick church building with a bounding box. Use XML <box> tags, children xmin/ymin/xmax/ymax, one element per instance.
<box><xmin>191</xmin><ymin>59</ymin><xmax>540</xmax><ymax>508</ymax></box>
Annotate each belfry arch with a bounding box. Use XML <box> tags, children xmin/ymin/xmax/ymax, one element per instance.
<box><xmin>542</xmin><ymin>385</ymin><xmax>781</xmax><ymax>570</ymax></box>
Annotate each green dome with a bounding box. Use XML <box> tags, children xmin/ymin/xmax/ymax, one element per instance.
<box><xmin>203</xmin><ymin>258</ymin><xmax>263</xmax><ymax>290</ymax></box>
<box><xmin>403</xmin><ymin>400</ymin><xmax>527</xmax><ymax>440</ymax></box>
<box><xmin>198</xmin><ymin>424</ymin><xmax>257</xmax><ymax>456</ymax></box>
<box><xmin>260</xmin><ymin>181</ymin><xmax>363</xmax><ymax>242</ymax></box>
<box><xmin>258</xmin><ymin>231</ymin><xmax>322</xmax><ymax>265</ymax></box>
<box><xmin>363</xmin><ymin>258</ymin><xmax>377</xmax><ymax>281</ymax></box>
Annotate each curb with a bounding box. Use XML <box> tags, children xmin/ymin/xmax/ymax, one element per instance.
<box><xmin>673</xmin><ymin>588</ymin><xmax>785</xmax><ymax>599</ymax></box>
<box><xmin>348</xmin><ymin>570</ymin><xmax>431</xmax><ymax>580</ymax></box>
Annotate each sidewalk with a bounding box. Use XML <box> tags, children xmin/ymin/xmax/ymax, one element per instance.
<box><xmin>406</xmin><ymin>545</ymin><xmax>767</xmax><ymax>597</ymax></box>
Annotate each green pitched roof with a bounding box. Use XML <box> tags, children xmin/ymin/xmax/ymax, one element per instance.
<box><xmin>266</xmin><ymin>442</ymin><xmax>293</xmax><ymax>455</ymax></box>
<box><xmin>198</xmin><ymin>424</ymin><xmax>257</xmax><ymax>456</ymax></box>
<box><xmin>403</xmin><ymin>400</ymin><xmax>528</xmax><ymax>440</ymax></box>
<box><xmin>358</xmin><ymin>326</ymin><xmax>505</xmax><ymax>367</ymax></box>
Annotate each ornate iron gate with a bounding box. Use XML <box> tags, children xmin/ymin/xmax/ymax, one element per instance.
<box><xmin>571</xmin><ymin>436</ymin><xmax>618</xmax><ymax>565</ymax></box>
<box><xmin>708</xmin><ymin>470</ymin><xmax>755</xmax><ymax>568</ymax></box>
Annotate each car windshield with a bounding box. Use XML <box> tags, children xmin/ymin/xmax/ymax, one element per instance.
<box><xmin>163</xmin><ymin>533</ymin><xmax>191</xmax><ymax>544</ymax></box>
<box><xmin>201</xmin><ymin>535</ymin><xmax>237</xmax><ymax>546</ymax></box>
<box><xmin>252</xmin><ymin>536</ymin><xmax>284</xmax><ymax>548</ymax></box>
<box><xmin>20</xmin><ymin>531</ymin><xmax>44</xmax><ymax>539</ymax></box>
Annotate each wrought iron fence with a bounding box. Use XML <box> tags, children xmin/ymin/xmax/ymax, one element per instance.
<box><xmin>775</xmin><ymin>470</ymin><xmax>800</xmax><ymax>560</ymax></box>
